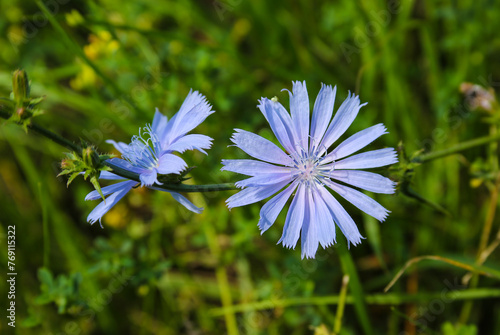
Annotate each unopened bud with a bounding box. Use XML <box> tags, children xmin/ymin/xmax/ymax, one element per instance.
<box><xmin>460</xmin><ymin>82</ymin><xmax>497</xmax><ymax>113</ymax></box>
<box><xmin>82</xmin><ymin>146</ymin><xmax>100</xmax><ymax>167</ymax></box>
<box><xmin>12</xmin><ymin>69</ymin><xmax>30</xmax><ymax>103</ymax></box>
<box><xmin>60</xmin><ymin>158</ymin><xmax>73</xmax><ymax>170</ymax></box>
<box><xmin>82</xmin><ymin>147</ymin><xmax>93</xmax><ymax>166</ymax></box>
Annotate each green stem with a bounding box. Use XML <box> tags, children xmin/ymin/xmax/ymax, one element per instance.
<box><xmin>333</xmin><ymin>275</ymin><xmax>349</xmax><ymax>334</ymax></box>
<box><xmin>413</xmin><ymin>133</ymin><xmax>500</xmax><ymax>164</ymax></box>
<box><xmin>337</xmin><ymin>241</ymin><xmax>373</xmax><ymax>335</ymax></box>
<box><xmin>460</xmin><ymin>127</ymin><xmax>500</xmax><ymax>324</ymax></box>
<box><xmin>103</xmin><ymin>160</ymin><xmax>237</xmax><ymax>192</ymax></box>
<box><xmin>402</xmin><ymin>185</ymin><xmax>452</xmax><ymax>217</ymax></box>
<box><xmin>0</xmin><ymin>109</ymin><xmax>81</xmax><ymax>152</ymax></box>
<box><xmin>204</xmin><ymin>214</ymin><xmax>240</xmax><ymax>335</ymax></box>
<box><xmin>38</xmin><ymin>182</ymin><xmax>50</xmax><ymax>268</ymax></box>
<box><xmin>1</xmin><ymin>107</ymin><xmax>237</xmax><ymax>193</ymax></box>
<box><xmin>207</xmin><ymin>288</ymin><xmax>500</xmax><ymax>316</ymax></box>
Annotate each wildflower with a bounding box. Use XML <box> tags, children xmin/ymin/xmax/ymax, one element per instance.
<box><xmin>222</xmin><ymin>81</ymin><xmax>397</xmax><ymax>258</ymax></box>
<box><xmin>86</xmin><ymin>90</ymin><xmax>214</xmax><ymax>225</ymax></box>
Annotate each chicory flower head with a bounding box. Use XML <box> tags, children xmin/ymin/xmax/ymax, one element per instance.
<box><xmin>86</xmin><ymin>90</ymin><xmax>214</xmax><ymax>225</ymax></box>
<box><xmin>222</xmin><ymin>81</ymin><xmax>397</xmax><ymax>259</ymax></box>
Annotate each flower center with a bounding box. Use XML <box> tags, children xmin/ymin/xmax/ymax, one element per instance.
<box><xmin>122</xmin><ymin>125</ymin><xmax>162</xmax><ymax>170</ymax></box>
<box><xmin>294</xmin><ymin>155</ymin><xmax>321</xmax><ymax>187</ymax></box>
<box><xmin>291</xmin><ymin>145</ymin><xmax>335</xmax><ymax>187</ymax></box>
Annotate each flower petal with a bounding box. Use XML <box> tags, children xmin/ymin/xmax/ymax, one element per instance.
<box><xmin>99</xmin><ymin>171</ymin><xmax>126</xmax><ymax>180</ymax></box>
<box><xmin>85</xmin><ymin>180</ymin><xmax>138</xmax><ymax>201</ymax></box>
<box><xmin>235</xmin><ymin>172</ymin><xmax>294</xmax><ymax>188</ymax></box>
<box><xmin>230</xmin><ymin>129</ymin><xmax>293</xmax><ymax>166</ymax></box>
<box><xmin>221</xmin><ymin>159</ymin><xmax>292</xmax><ymax>176</ymax></box>
<box><xmin>87</xmin><ymin>180</ymin><xmax>136</xmax><ymax>225</ymax></box>
<box><xmin>169</xmin><ymin>191</ymin><xmax>204</xmax><ymax>213</ymax></box>
<box><xmin>258</xmin><ymin>98</ymin><xmax>296</xmax><ymax>155</ymax></box>
<box><xmin>106</xmin><ymin>158</ymin><xmax>146</xmax><ymax>175</ymax></box>
<box><xmin>311</xmin><ymin>187</ymin><xmax>336</xmax><ymax>248</ymax></box>
<box><xmin>310</xmin><ymin>84</ymin><xmax>336</xmax><ymax>151</ymax></box>
<box><xmin>152</xmin><ymin>107</ymin><xmax>168</xmax><ymax>138</ymax></box>
<box><xmin>278</xmin><ymin>184</ymin><xmax>306</xmax><ymax>249</ymax></box>
<box><xmin>106</xmin><ymin>140</ymin><xmax>129</xmax><ymax>154</ymax></box>
<box><xmin>319</xmin><ymin>93</ymin><xmax>367</xmax><ymax>155</ymax></box>
<box><xmin>257</xmin><ymin>182</ymin><xmax>297</xmax><ymax>233</ymax></box>
<box><xmin>324</xmin><ymin>179</ymin><xmax>390</xmax><ymax>222</ymax></box>
<box><xmin>167</xmin><ymin>134</ymin><xmax>213</xmax><ymax>155</ymax></box>
<box><xmin>334</xmin><ymin>148</ymin><xmax>398</xmax><ymax>170</ymax></box>
<box><xmin>178</xmin><ymin>89</ymin><xmax>208</xmax><ymax>118</ymax></box>
<box><xmin>226</xmin><ymin>179</ymin><xmax>290</xmax><ymax>209</ymax></box>
<box><xmin>139</xmin><ymin>169</ymin><xmax>160</xmax><ymax>186</ymax></box>
<box><xmin>156</xmin><ymin>153</ymin><xmax>187</xmax><ymax>175</ymax></box>
<box><xmin>286</xmin><ymin>81</ymin><xmax>309</xmax><ymax>150</ymax></box>
<box><xmin>301</xmin><ymin>190</ymin><xmax>318</xmax><ymax>259</ymax></box>
<box><xmin>149</xmin><ymin>185</ymin><xmax>204</xmax><ymax>214</ymax></box>
<box><xmin>162</xmin><ymin>91</ymin><xmax>214</xmax><ymax>146</ymax></box>
<box><xmin>329</xmin><ymin>170</ymin><xmax>396</xmax><ymax>194</ymax></box>
<box><xmin>317</xmin><ymin>186</ymin><xmax>363</xmax><ymax>246</ymax></box>
<box><xmin>323</xmin><ymin>123</ymin><xmax>387</xmax><ymax>163</ymax></box>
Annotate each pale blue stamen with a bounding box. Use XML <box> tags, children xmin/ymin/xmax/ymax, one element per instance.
<box><xmin>122</xmin><ymin>125</ymin><xmax>161</xmax><ymax>170</ymax></box>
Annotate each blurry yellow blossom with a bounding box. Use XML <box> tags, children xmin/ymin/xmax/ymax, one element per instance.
<box><xmin>84</xmin><ymin>31</ymin><xmax>119</xmax><ymax>60</ymax></box>
<box><xmin>137</xmin><ymin>285</ymin><xmax>150</xmax><ymax>296</ymax></box>
<box><xmin>71</xmin><ymin>31</ymin><xmax>119</xmax><ymax>90</ymax></box>
<box><xmin>104</xmin><ymin>203</ymin><xmax>129</xmax><ymax>229</ymax></box>
<box><xmin>136</xmin><ymin>14</ymin><xmax>154</xmax><ymax>30</ymax></box>
<box><xmin>66</xmin><ymin>10</ymin><xmax>84</xmax><ymax>27</ymax></box>
<box><xmin>70</xmin><ymin>62</ymin><xmax>97</xmax><ymax>90</ymax></box>
<box><xmin>231</xmin><ymin>18</ymin><xmax>251</xmax><ymax>43</ymax></box>
<box><xmin>108</xmin><ymin>12</ymin><xmax>125</xmax><ymax>25</ymax></box>
<box><xmin>470</xmin><ymin>178</ymin><xmax>483</xmax><ymax>188</ymax></box>
<box><xmin>7</xmin><ymin>25</ymin><xmax>25</xmax><ymax>46</ymax></box>
<box><xmin>5</xmin><ymin>6</ymin><xmax>23</xmax><ymax>21</ymax></box>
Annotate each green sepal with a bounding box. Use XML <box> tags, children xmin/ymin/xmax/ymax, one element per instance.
<box><xmin>58</xmin><ymin>148</ymin><xmax>115</xmax><ymax>201</ymax></box>
<box><xmin>89</xmin><ymin>174</ymin><xmax>105</xmax><ymax>201</ymax></box>
<box><xmin>66</xmin><ymin>172</ymin><xmax>81</xmax><ymax>187</ymax></box>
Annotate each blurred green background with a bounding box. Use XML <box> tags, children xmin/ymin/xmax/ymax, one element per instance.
<box><xmin>1</xmin><ymin>0</ymin><xmax>500</xmax><ymax>334</ymax></box>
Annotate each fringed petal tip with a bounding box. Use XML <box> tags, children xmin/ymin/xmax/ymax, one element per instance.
<box><xmin>277</xmin><ymin>238</ymin><xmax>298</xmax><ymax>250</ymax></box>
<box><xmin>87</xmin><ymin>216</ymin><xmax>104</xmax><ymax>228</ymax></box>
<box><xmin>139</xmin><ymin>170</ymin><xmax>160</xmax><ymax>187</ymax></box>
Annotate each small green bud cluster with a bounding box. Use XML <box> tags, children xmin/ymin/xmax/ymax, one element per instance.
<box><xmin>59</xmin><ymin>142</ymin><xmax>115</xmax><ymax>200</ymax></box>
<box><xmin>4</xmin><ymin>69</ymin><xmax>46</xmax><ymax>131</ymax></box>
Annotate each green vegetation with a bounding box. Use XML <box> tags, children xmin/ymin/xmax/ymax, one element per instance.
<box><xmin>1</xmin><ymin>0</ymin><xmax>499</xmax><ymax>334</ymax></box>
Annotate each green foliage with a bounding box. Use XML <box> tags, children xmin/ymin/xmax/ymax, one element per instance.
<box><xmin>1</xmin><ymin>0</ymin><xmax>500</xmax><ymax>334</ymax></box>
<box><xmin>35</xmin><ymin>268</ymin><xmax>83</xmax><ymax>314</ymax></box>
<box><xmin>441</xmin><ymin>322</ymin><xmax>477</xmax><ymax>335</ymax></box>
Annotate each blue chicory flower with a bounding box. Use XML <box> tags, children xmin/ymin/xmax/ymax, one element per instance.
<box><xmin>86</xmin><ymin>90</ymin><xmax>214</xmax><ymax>225</ymax></box>
<box><xmin>222</xmin><ymin>81</ymin><xmax>397</xmax><ymax>259</ymax></box>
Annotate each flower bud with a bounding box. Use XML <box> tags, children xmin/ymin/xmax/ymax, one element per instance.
<box><xmin>60</xmin><ymin>158</ymin><xmax>74</xmax><ymax>170</ymax></box>
<box><xmin>460</xmin><ymin>82</ymin><xmax>498</xmax><ymax>114</ymax></box>
<box><xmin>82</xmin><ymin>146</ymin><xmax>100</xmax><ymax>167</ymax></box>
<box><xmin>82</xmin><ymin>147</ymin><xmax>93</xmax><ymax>166</ymax></box>
<box><xmin>12</xmin><ymin>69</ymin><xmax>30</xmax><ymax>103</ymax></box>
